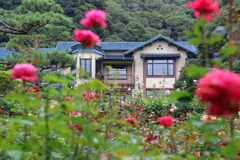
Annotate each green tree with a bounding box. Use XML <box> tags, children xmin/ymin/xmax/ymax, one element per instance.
<box><xmin>173</xmin><ymin>59</ymin><xmax>200</xmax><ymax>95</ymax></box>
<box><xmin>0</xmin><ymin>49</ymin><xmax>75</xmax><ymax>87</ymax></box>
<box><xmin>0</xmin><ymin>0</ymin><xmax>73</xmax><ymax>49</ymax></box>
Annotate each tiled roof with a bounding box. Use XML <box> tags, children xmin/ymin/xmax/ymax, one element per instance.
<box><xmin>37</xmin><ymin>48</ymin><xmax>56</xmax><ymax>52</ymax></box>
<box><xmin>100</xmin><ymin>42</ymin><xmax>143</xmax><ymax>50</ymax></box>
<box><xmin>98</xmin><ymin>55</ymin><xmax>134</xmax><ymax>60</ymax></box>
<box><xmin>56</xmin><ymin>42</ymin><xmax>79</xmax><ymax>51</ymax></box>
<box><xmin>140</xmin><ymin>53</ymin><xmax>181</xmax><ymax>58</ymax></box>
<box><xmin>0</xmin><ymin>48</ymin><xmax>56</xmax><ymax>58</ymax></box>
<box><xmin>176</xmin><ymin>42</ymin><xmax>197</xmax><ymax>52</ymax></box>
<box><xmin>0</xmin><ymin>48</ymin><xmax>16</xmax><ymax>58</ymax></box>
<box><xmin>71</xmin><ymin>49</ymin><xmax>104</xmax><ymax>55</ymax></box>
<box><xmin>56</xmin><ymin>42</ymin><xmax>143</xmax><ymax>51</ymax></box>
<box><xmin>124</xmin><ymin>35</ymin><xmax>197</xmax><ymax>55</ymax></box>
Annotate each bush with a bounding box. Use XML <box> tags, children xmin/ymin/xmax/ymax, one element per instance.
<box><xmin>0</xmin><ymin>70</ymin><xmax>19</xmax><ymax>95</ymax></box>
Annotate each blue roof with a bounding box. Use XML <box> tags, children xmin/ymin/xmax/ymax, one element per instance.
<box><xmin>124</xmin><ymin>35</ymin><xmax>197</xmax><ymax>55</ymax></box>
<box><xmin>56</xmin><ymin>41</ymin><xmax>143</xmax><ymax>51</ymax></box>
<box><xmin>0</xmin><ymin>48</ymin><xmax>15</xmax><ymax>58</ymax></box>
<box><xmin>71</xmin><ymin>49</ymin><xmax>104</xmax><ymax>55</ymax></box>
<box><xmin>37</xmin><ymin>48</ymin><xmax>56</xmax><ymax>52</ymax></box>
<box><xmin>176</xmin><ymin>42</ymin><xmax>197</xmax><ymax>52</ymax></box>
<box><xmin>140</xmin><ymin>53</ymin><xmax>181</xmax><ymax>58</ymax></box>
<box><xmin>0</xmin><ymin>48</ymin><xmax>56</xmax><ymax>58</ymax></box>
<box><xmin>56</xmin><ymin>42</ymin><xmax>79</xmax><ymax>51</ymax></box>
<box><xmin>100</xmin><ymin>42</ymin><xmax>143</xmax><ymax>50</ymax></box>
<box><xmin>98</xmin><ymin>55</ymin><xmax>134</xmax><ymax>60</ymax></box>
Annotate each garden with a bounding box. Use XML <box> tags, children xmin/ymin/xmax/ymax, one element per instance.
<box><xmin>0</xmin><ymin>0</ymin><xmax>240</xmax><ymax>159</ymax></box>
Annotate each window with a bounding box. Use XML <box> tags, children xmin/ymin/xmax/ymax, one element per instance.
<box><xmin>71</xmin><ymin>65</ymin><xmax>76</xmax><ymax>77</ymax></box>
<box><xmin>108</xmin><ymin>65</ymin><xmax>127</xmax><ymax>78</ymax></box>
<box><xmin>80</xmin><ymin>59</ymin><xmax>91</xmax><ymax>77</ymax></box>
<box><xmin>147</xmin><ymin>60</ymin><xmax>174</xmax><ymax>76</ymax></box>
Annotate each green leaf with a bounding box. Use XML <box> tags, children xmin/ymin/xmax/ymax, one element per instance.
<box><xmin>169</xmin><ymin>91</ymin><xmax>192</xmax><ymax>103</ymax></box>
<box><xmin>219</xmin><ymin>45</ymin><xmax>238</xmax><ymax>56</ymax></box>
<box><xmin>43</xmin><ymin>75</ymin><xmax>68</xmax><ymax>84</ymax></box>
<box><xmin>20</xmin><ymin>120</ymin><xmax>34</xmax><ymax>126</ymax></box>
<box><xmin>187</xmin><ymin>65</ymin><xmax>208</xmax><ymax>78</ymax></box>
<box><xmin>7</xmin><ymin>150</ymin><xmax>22</xmax><ymax>160</ymax></box>
<box><xmin>206</xmin><ymin>35</ymin><xmax>223</xmax><ymax>45</ymax></box>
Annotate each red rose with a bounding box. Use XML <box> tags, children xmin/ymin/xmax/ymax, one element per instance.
<box><xmin>73</xmin><ymin>30</ymin><xmax>100</xmax><ymax>48</ymax></box>
<box><xmin>65</xmin><ymin>96</ymin><xmax>72</xmax><ymax>101</ymax></box>
<box><xmin>146</xmin><ymin>134</ymin><xmax>161</xmax><ymax>144</ymax></box>
<box><xmin>96</xmin><ymin>94</ymin><xmax>101</xmax><ymax>98</ymax></box>
<box><xmin>196</xmin><ymin>152</ymin><xmax>201</xmax><ymax>157</ymax></box>
<box><xmin>0</xmin><ymin>110</ymin><xmax>2</xmax><ymax>114</ymax></box>
<box><xmin>122</xmin><ymin>103</ymin><xmax>127</xmax><ymax>107</ymax></box>
<box><xmin>32</xmin><ymin>86</ymin><xmax>41</xmax><ymax>92</ymax></box>
<box><xmin>80</xmin><ymin>9</ymin><xmax>108</xmax><ymax>30</ymax></box>
<box><xmin>126</xmin><ymin>117</ymin><xmax>136</xmax><ymax>125</ymax></box>
<box><xmin>74</xmin><ymin>124</ymin><xmax>82</xmax><ymax>131</ymax></box>
<box><xmin>186</xmin><ymin>0</ymin><xmax>220</xmax><ymax>21</ymax></box>
<box><xmin>219</xmin><ymin>141</ymin><xmax>228</xmax><ymax>146</ymax></box>
<box><xmin>196</xmin><ymin>70</ymin><xmax>240</xmax><ymax>116</ymax></box>
<box><xmin>157</xmin><ymin>116</ymin><xmax>174</xmax><ymax>127</ymax></box>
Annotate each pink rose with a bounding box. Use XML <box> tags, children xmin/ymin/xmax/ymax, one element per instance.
<box><xmin>134</xmin><ymin>73</ymin><xmax>141</xmax><ymax>77</ymax></box>
<box><xmin>10</xmin><ymin>63</ymin><xmax>38</xmax><ymax>81</ymax></box>
<box><xmin>73</xmin><ymin>30</ymin><xmax>100</xmax><ymax>48</ymax></box>
<box><xmin>187</xmin><ymin>0</ymin><xmax>220</xmax><ymax>21</ymax></box>
<box><xmin>165</xmin><ymin>90</ymin><xmax>171</xmax><ymax>95</ymax></box>
<box><xmin>128</xmin><ymin>88</ymin><xmax>131</xmax><ymax>91</ymax></box>
<box><xmin>170</xmin><ymin>108</ymin><xmax>175</xmax><ymax>112</ymax></box>
<box><xmin>50</xmin><ymin>105</ymin><xmax>56</xmax><ymax>108</ymax></box>
<box><xmin>72</xmin><ymin>111</ymin><xmax>77</xmax><ymax>116</ymax></box>
<box><xmin>80</xmin><ymin>9</ymin><xmax>108</xmax><ymax>29</ymax></box>
<box><xmin>141</xmin><ymin>83</ymin><xmax>144</xmax><ymax>86</ymax></box>
<box><xmin>196</xmin><ymin>70</ymin><xmax>240</xmax><ymax>115</ymax></box>
<box><xmin>200</xmin><ymin>115</ymin><xmax>216</xmax><ymax>122</ymax></box>
<box><xmin>157</xmin><ymin>116</ymin><xmax>174</xmax><ymax>127</ymax></box>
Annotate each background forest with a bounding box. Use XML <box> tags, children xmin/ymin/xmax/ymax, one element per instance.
<box><xmin>0</xmin><ymin>0</ymin><xmax>199</xmax><ymax>48</ymax></box>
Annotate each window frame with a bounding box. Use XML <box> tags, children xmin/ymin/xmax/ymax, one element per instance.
<box><xmin>146</xmin><ymin>59</ymin><xmax>174</xmax><ymax>77</ymax></box>
<box><xmin>80</xmin><ymin>58</ymin><xmax>91</xmax><ymax>78</ymax></box>
<box><xmin>108</xmin><ymin>65</ymin><xmax>127</xmax><ymax>79</ymax></box>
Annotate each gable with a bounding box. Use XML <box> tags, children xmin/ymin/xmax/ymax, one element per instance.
<box><xmin>124</xmin><ymin>35</ymin><xmax>196</xmax><ymax>58</ymax></box>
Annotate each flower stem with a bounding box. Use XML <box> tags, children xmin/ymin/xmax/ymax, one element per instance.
<box><xmin>229</xmin><ymin>116</ymin><xmax>234</xmax><ymax>140</ymax></box>
<box><xmin>45</xmin><ymin>92</ymin><xmax>50</xmax><ymax>160</ymax></box>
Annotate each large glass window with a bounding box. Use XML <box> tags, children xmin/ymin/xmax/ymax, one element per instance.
<box><xmin>147</xmin><ymin>60</ymin><xmax>174</xmax><ymax>76</ymax></box>
<box><xmin>80</xmin><ymin>59</ymin><xmax>91</xmax><ymax>77</ymax></box>
<box><xmin>108</xmin><ymin>65</ymin><xmax>127</xmax><ymax>78</ymax></box>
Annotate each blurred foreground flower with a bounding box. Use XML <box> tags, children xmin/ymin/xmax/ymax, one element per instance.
<box><xmin>187</xmin><ymin>0</ymin><xmax>220</xmax><ymax>21</ymax></box>
<box><xmin>196</xmin><ymin>70</ymin><xmax>240</xmax><ymax>116</ymax></box>
<box><xmin>73</xmin><ymin>30</ymin><xmax>100</xmax><ymax>48</ymax></box>
<box><xmin>10</xmin><ymin>63</ymin><xmax>38</xmax><ymax>81</ymax></box>
<box><xmin>80</xmin><ymin>9</ymin><xmax>108</xmax><ymax>30</ymax></box>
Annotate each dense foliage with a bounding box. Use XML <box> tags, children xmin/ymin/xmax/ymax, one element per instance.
<box><xmin>0</xmin><ymin>0</ymin><xmax>197</xmax><ymax>48</ymax></box>
<box><xmin>0</xmin><ymin>70</ymin><xmax>19</xmax><ymax>95</ymax></box>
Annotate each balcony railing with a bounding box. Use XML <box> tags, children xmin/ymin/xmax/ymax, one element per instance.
<box><xmin>96</xmin><ymin>74</ymin><xmax>135</xmax><ymax>85</ymax></box>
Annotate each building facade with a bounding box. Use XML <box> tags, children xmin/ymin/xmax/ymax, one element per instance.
<box><xmin>0</xmin><ymin>35</ymin><xmax>197</xmax><ymax>96</ymax></box>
